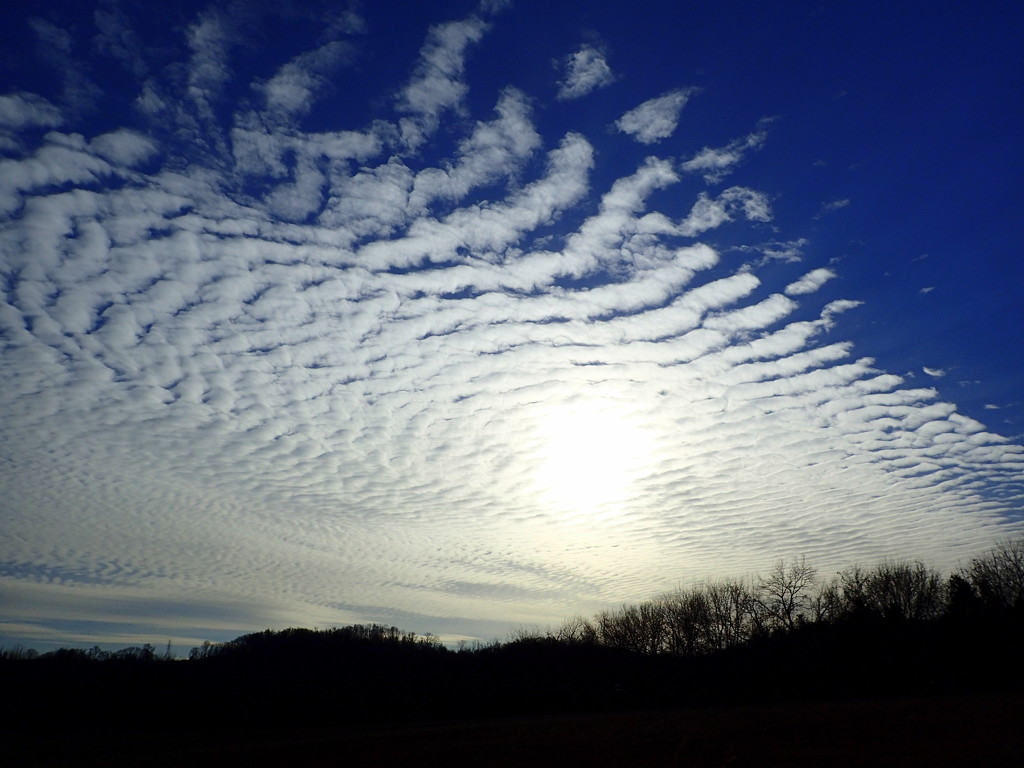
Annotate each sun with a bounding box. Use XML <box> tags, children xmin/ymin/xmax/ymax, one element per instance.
<box><xmin>531</xmin><ymin>395</ymin><xmax>655</xmax><ymax>518</ymax></box>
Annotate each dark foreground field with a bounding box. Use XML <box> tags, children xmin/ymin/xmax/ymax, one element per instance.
<box><xmin>10</xmin><ymin>693</ymin><xmax>1023</xmax><ymax>767</ymax></box>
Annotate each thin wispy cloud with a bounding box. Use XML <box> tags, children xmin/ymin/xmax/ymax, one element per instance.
<box><xmin>1</xmin><ymin>1</ymin><xmax>1021</xmax><ymax>650</ymax></box>
<box><xmin>820</xmin><ymin>198</ymin><xmax>850</xmax><ymax>214</ymax></box>
<box><xmin>681</xmin><ymin>124</ymin><xmax>768</xmax><ymax>183</ymax></box>
<box><xmin>734</xmin><ymin>239</ymin><xmax>809</xmax><ymax>267</ymax></box>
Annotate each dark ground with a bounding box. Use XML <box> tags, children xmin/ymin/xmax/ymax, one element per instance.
<box><xmin>8</xmin><ymin>693</ymin><xmax>1023</xmax><ymax>767</ymax></box>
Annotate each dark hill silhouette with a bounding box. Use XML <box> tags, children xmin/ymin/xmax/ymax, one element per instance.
<box><xmin>4</xmin><ymin>540</ymin><xmax>1024</xmax><ymax>765</ymax></box>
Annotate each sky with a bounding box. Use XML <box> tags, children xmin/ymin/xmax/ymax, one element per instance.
<box><xmin>1</xmin><ymin>0</ymin><xmax>1022</xmax><ymax>652</ymax></box>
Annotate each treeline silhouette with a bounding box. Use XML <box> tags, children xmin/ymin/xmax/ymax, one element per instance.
<box><xmin>4</xmin><ymin>540</ymin><xmax>1023</xmax><ymax>732</ymax></box>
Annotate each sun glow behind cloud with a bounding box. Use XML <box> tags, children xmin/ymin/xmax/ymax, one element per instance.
<box><xmin>531</xmin><ymin>389</ymin><xmax>657</xmax><ymax>519</ymax></box>
<box><xmin>0</xmin><ymin>0</ymin><xmax>1022</xmax><ymax>649</ymax></box>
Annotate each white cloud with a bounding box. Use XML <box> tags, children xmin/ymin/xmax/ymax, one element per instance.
<box><xmin>785</xmin><ymin>267</ymin><xmax>836</xmax><ymax>296</ymax></box>
<box><xmin>89</xmin><ymin>130</ymin><xmax>157</xmax><ymax>166</ymax></box>
<box><xmin>733</xmin><ymin>239</ymin><xmax>809</xmax><ymax>269</ymax></box>
<box><xmin>556</xmin><ymin>44</ymin><xmax>615</xmax><ymax>100</ymax></box>
<box><xmin>681</xmin><ymin>125</ymin><xmax>767</xmax><ymax>183</ymax></box>
<box><xmin>615</xmin><ymin>89</ymin><xmax>696</xmax><ymax>144</ymax></box>
<box><xmin>408</xmin><ymin>88</ymin><xmax>541</xmax><ymax>212</ymax></box>
<box><xmin>820</xmin><ymin>198</ymin><xmax>850</xmax><ymax>213</ymax></box>
<box><xmin>679</xmin><ymin>187</ymin><xmax>771</xmax><ymax>236</ymax></box>
<box><xmin>923</xmin><ymin>366</ymin><xmax>946</xmax><ymax>377</ymax></box>
<box><xmin>186</xmin><ymin>11</ymin><xmax>232</xmax><ymax>109</ymax></box>
<box><xmin>258</xmin><ymin>41</ymin><xmax>354</xmax><ymax>119</ymax></box>
<box><xmin>0</xmin><ymin>132</ymin><xmax>117</xmax><ymax>214</ymax></box>
<box><xmin>397</xmin><ymin>16</ymin><xmax>489</xmax><ymax>149</ymax></box>
<box><xmin>0</xmin><ymin>93</ymin><xmax>65</xmax><ymax>152</ymax></box>
<box><xmin>0</xmin><ymin>93</ymin><xmax>63</xmax><ymax>130</ymax></box>
<box><xmin>0</xmin><ymin>2</ymin><xmax>1021</xmax><ymax>652</ymax></box>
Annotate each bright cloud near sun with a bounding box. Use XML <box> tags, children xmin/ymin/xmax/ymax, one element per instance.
<box><xmin>0</xmin><ymin>1</ymin><xmax>1022</xmax><ymax>650</ymax></box>
<box><xmin>531</xmin><ymin>388</ymin><xmax>657</xmax><ymax>519</ymax></box>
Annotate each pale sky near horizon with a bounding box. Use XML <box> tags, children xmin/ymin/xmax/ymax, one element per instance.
<box><xmin>1</xmin><ymin>0</ymin><xmax>1022</xmax><ymax>651</ymax></box>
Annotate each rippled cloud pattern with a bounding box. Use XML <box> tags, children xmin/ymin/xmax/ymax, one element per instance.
<box><xmin>1</xmin><ymin>1</ymin><xmax>1022</xmax><ymax>646</ymax></box>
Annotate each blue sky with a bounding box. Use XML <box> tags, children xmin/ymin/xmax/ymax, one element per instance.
<box><xmin>1</xmin><ymin>0</ymin><xmax>1022</xmax><ymax>651</ymax></box>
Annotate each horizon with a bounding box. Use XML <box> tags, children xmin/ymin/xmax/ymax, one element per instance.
<box><xmin>1</xmin><ymin>0</ymin><xmax>1022</xmax><ymax>654</ymax></box>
